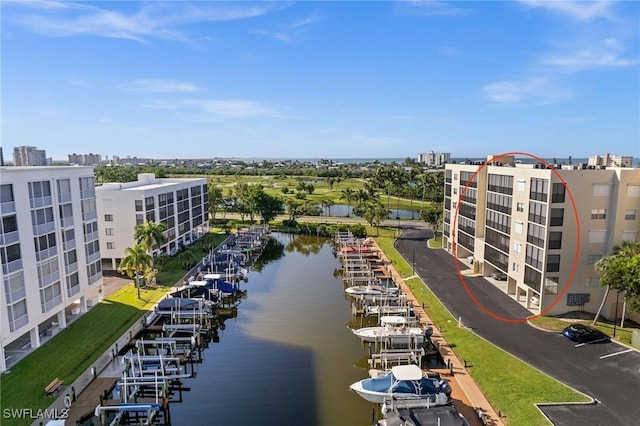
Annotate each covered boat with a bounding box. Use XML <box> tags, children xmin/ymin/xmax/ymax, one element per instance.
<box><xmin>349</xmin><ymin>364</ymin><xmax>451</xmax><ymax>404</ymax></box>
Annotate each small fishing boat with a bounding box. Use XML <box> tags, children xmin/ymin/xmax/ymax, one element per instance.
<box><xmin>349</xmin><ymin>364</ymin><xmax>451</xmax><ymax>404</ymax></box>
<box><xmin>351</xmin><ymin>316</ymin><xmax>425</xmax><ymax>343</ymax></box>
<box><xmin>345</xmin><ymin>284</ymin><xmax>398</xmax><ymax>298</ymax></box>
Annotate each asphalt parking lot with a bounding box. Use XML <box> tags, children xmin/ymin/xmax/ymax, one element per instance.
<box><xmin>395</xmin><ymin>225</ymin><xmax>640</xmax><ymax>426</ymax></box>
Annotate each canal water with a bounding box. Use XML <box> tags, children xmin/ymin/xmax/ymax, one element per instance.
<box><xmin>170</xmin><ymin>233</ymin><xmax>378</xmax><ymax>426</ymax></box>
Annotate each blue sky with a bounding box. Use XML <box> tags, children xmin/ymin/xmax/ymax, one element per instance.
<box><xmin>2</xmin><ymin>1</ymin><xmax>639</xmax><ymax>160</ymax></box>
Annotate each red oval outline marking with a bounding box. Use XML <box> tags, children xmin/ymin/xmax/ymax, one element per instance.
<box><xmin>451</xmin><ymin>151</ymin><xmax>581</xmax><ymax>323</ymax></box>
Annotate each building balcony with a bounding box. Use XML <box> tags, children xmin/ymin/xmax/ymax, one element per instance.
<box><xmin>82</xmin><ymin>211</ymin><xmax>98</xmax><ymax>221</ymax></box>
<box><xmin>9</xmin><ymin>313</ymin><xmax>29</xmax><ymax>333</ymax></box>
<box><xmin>39</xmin><ymin>270</ymin><xmax>61</xmax><ymax>288</ymax></box>
<box><xmin>36</xmin><ymin>246</ymin><xmax>58</xmax><ymax>262</ymax></box>
<box><xmin>1</xmin><ymin>201</ymin><xmax>16</xmax><ymax>215</ymax></box>
<box><xmin>42</xmin><ymin>294</ymin><xmax>63</xmax><ymax>313</ymax></box>
<box><xmin>30</xmin><ymin>195</ymin><xmax>53</xmax><ymax>209</ymax></box>
<box><xmin>0</xmin><ymin>230</ymin><xmax>19</xmax><ymax>246</ymax></box>
<box><xmin>33</xmin><ymin>221</ymin><xmax>56</xmax><ymax>236</ymax></box>
<box><xmin>60</xmin><ymin>216</ymin><xmax>74</xmax><ymax>228</ymax></box>
<box><xmin>58</xmin><ymin>192</ymin><xmax>72</xmax><ymax>203</ymax></box>
<box><xmin>88</xmin><ymin>272</ymin><xmax>102</xmax><ymax>285</ymax></box>
<box><xmin>84</xmin><ymin>230</ymin><xmax>99</xmax><ymax>243</ymax></box>
<box><xmin>2</xmin><ymin>258</ymin><xmax>23</xmax><ymax>275</ymax></box>
<box><xmin>80</xmin><ymin>189</ymin><xmax>96</xmax><ymax>199</ymax></box>
<box><xmin>86</xmin><ymin>251</ymin><xmax>101</xmax><ymax>265</ymax></box>
<box><xmin>65</xmin><ymin>261</ymin><xmax>78</xmax><ymax>274</ymax></box>
<box><xmin>63</xmin><ymin>239</ymin><xmax>76</xmax><ymax>252</ymax></box>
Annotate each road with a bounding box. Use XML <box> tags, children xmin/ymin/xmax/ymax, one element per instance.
<box><xmin>394</xmin><ymin>225</ymin><xmax>640</xmax><ymax>426</ymax></box>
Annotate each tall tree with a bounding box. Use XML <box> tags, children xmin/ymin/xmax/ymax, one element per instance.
<box><xmin>118</xmin><ymin>243</ymin><xmax>153</xmax><ymax>299</ymax></box>
<box><xmin>340</xmin><ymin>188</ymin><xmax>356</xmax><ymax>217</ymax></box>
<box><xmin>593</xmin><ymin>241</ymin><xmax>640</xmax><ymax>326</ymax></box>
<box><xmin>208</xmin><ymin>184</ymin><xmax>224</xmax><ymax>222</ymax></box>
<box><xmin>421</xmin><ymin>204</ymin><xmax>444</xmax><ymax>241</ymax></box>
<box><xmin>360</xmin><ymin>200</ymin><xmax>389</xmax><ymax>237</ymax></box>
<box><xmin>320</xmin><ymin>199</ymin><xmax>335</xmax><ymax>216</ymax></box>
<box><xmin>254</xmin><ymin>191</ymin><xmax>285</xmax><ymax>223</ymax></box>
<box><xmin>134</xmin><ymin>220</ymin><xmax>167</xmax><ymax>253</ymax></box>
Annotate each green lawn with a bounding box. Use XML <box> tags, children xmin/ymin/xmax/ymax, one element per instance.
<box><xmin>375</xmin><ymin>237</ymin><xmax>590</xmax><ymax>425</ymax></box>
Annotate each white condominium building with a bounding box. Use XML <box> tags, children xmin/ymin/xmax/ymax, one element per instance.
<box><xmin>96</xmin><ymin>173</ymin><xmax>209</xmax><ymax>271</ymax></box>
<box><xmin>1</xmin><ymin>166</ymin><xmax>103</xmax><ymax>372</ymax></box>
<box><xmin>443</xmin><ymin>158</ymin><xmax>639</xmax><ymax>318</ymax></box>
<box><xmin>418</xmin><ymin>151</ymin><xmax>451</xmax><ymax>167</ymax></box>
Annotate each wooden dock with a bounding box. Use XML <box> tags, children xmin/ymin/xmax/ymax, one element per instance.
<box><xmin>65</xmin><ymin>377</ymin><xmax>118</xmax><ymax>424</ymax></box>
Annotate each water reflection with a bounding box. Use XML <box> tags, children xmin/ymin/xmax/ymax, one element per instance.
<box><xmin>251</xmin><ymin>238</ymin><xmax>285</xmax><ymax>272</ymax></box>
<box><xmin>284</xmin><ymin>234</ymin><xmax>326</xmax><ymax>256</ymax></box>
<box><xmin>322</xmin><ymin>204</ymin><xmax>419</xmax><ymax>219</ymax></box>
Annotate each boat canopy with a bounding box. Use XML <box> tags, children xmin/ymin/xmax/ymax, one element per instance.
<box><xmin>391</xmin><ymin>364</ymin><xmax>423</xmax><ymax>381</ymax></box>
<box><xmin>380</xmin><ymin>316</ymin><xmax>408</xmax><ymax>326</ymax></box>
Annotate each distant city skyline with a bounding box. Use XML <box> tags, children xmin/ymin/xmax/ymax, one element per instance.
<box><xmin>2</xmin><ymin>1</ymin><xmax>639</xmax><ymax>160</ymax></box>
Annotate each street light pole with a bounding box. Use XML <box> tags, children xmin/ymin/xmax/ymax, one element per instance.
<box><xmin>412</xmin><ymin>240</ymin><xmax>416</xmax><ymax>275</ymax></box>
<box><xmin>613</xmin><ymin>290</ymin><xmax>620</xmax><ymax>338</ymax></box>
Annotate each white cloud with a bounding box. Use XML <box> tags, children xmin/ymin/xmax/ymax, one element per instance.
<box><xmin>482</xmin><ymin>77</ymin><xmax>572</xmax><ymax>105</ymax></box>
<box><xmin>5</xmin><ymin>1</ymin><xmax>288</xmax><ymax>42</ymax></box>
<box><xmin>437</xmin><ymin>46</ymin><xmax>459</xmax><ymax>56</ymax></box>
<box><xmin>142</xmin><ymin>98</ymin><xmax>282</xmax><ymax>119</ymax></box>
<box><xmin>543</xmin><ymin>38</ymin><xmax>639</xmax><ymax>71</ymax></box>
<box><xmin>518</xmin><ymin>0</ymin><xmax>613</xmax><ymax>21</ymax></box>
<box><xmin>253</xmin><ymin>14</ymin><xmax>322</xmax><ymax>43</ymax></box>
<box><xmin>120</xmin><ymin>79</ymin><xmax>202</xmax><ymax>93</ymax></box>
<box><xmin>395</xmin><ymin>1</ymin><xmax>472</xmax><ymax>17</ymax></box>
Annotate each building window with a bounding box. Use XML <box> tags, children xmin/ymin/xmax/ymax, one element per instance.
<box><xmin>543</xmin><ymin>277</ymin><xmax>559</xmax><ymax>294</ymax></box>
<box><xmin>588</xmin><ymin>230</ymin><xmax>607</xmax><ymax>244</ymax></box>
<box><xmin>514</xmin><ymin>221</ymin><xmax>523</xmax><ymax>234</ymax></box>
<box><xmin>625</xmin><ymin>209</ymin><xmax>637</xmax><ymax>220</ymax></box>
<box><xmin>590</xmin><ymin>209</ymin><xmax>606</xmax><ymax>220</ymax></box>
<box><xmin>626</xmin><ymin>185</ymin><xmax>640</xmax><ymax>197</ymax></box>
<box><xmin>516</xmin><ymin>202</ymin><xmax>524</xmax><ymax>212</ymax></box>
<box><xmin>453</xmin><ymin>188</ymin><xmax>457</xmax><ymax>195</ymax></box>
<box><xmin>592</xmin><ymin>184</ymin><xmax>610</xmax><ymax>197</ymax></box>
<box><xmin>135</xmin><ymin>200</ymin><xmax>143</xmax><ymax>212</ymax></box>
<box><xmin>585</xmin><ymin>277</ymin><xmax>600</xmax><ymax>287</ymax></box>
<box><xmin>512</xmin><ymin>262</ymin><xmax>519</xmax><ymax>272</ymax></box>
<box><xmin>513</xmin><ymin>242</ymin><xmax>522</xmax><ymax>253</ymax></box>
<box><xmin>546</xmin><ymin>254</ymin><xmax>560</xmax><ymax>272</ymax></box>
<box><xmin>551</xmin><ymin>183</ymin><xmax>565</xmax><ymax>203</ymax></box>
<box><xmin>516</xmin><ymin>180</ymin><xmax>526</xmax><ymax>192</ymax></box>
<box><xmin>104</xmin><ymin>214</ymin><xmax>113</xmax><ymax>222</ymax></box>
<box><xmin>587</xmin><ymin>255</ymin><xmax>602</xmax><ymax>265</ymax></box>
<box><xmin>549</xmin><ymin>208</ymin><xmax>564</xmax><ymax>226</ymax></box>
<box><xmin>529</xmin><ymin>178</ymin><xmax>548</xmax><ymax>202</ymax></box>
<box><xmin>105</xmin><ymin>228</ymin><xmax>114</xmax><ymax>236</ymax></box>
<box><xmin>107</xmin><ymin>242</ymin><xmax>115</xmax><ymax>249</ymax></box>
<box><xmin>548</xmin><ymin>232</ymin><xmax>562</xmax><ymax>249</ymax></box>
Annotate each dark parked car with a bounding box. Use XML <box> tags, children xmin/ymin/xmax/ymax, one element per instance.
<box><xmin>491</xmin><ymin>271</ymin><xmax>507</xmax><ymax>281</ymax></box>
<box><xmin>562</xmin><ymin>324</ymin><xmax>610</xmax><ymax>343</ymax></box>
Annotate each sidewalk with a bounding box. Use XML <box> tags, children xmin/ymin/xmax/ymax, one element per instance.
<box><xmin>372</xmin><ymin>240</ymin><xmax>505</xmax><ymax>426</ymax></box>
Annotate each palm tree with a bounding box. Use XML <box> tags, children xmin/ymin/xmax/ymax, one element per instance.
<box><xmin>592</xmin><ymin>241</ymin><xmax>640</xmax><ymax>326</ymax></box>
<box><xmin>118</xmin><ymin>243</ymin><xmax>153</xmax><ymax>299</ymax></box>
<box><xmin>340</xmin><ymin>188</ymin><xmax>355</xmax><ymax>217</ymax></box>
<box><xmin>320</xmin><ymin>199</ymin><xmax>335</xmax><ymax>216</ymax></box>
<box><xmin>134</xmin><ymin>220</ymin><xmax>167</xmax><ymax>253</ymax></box>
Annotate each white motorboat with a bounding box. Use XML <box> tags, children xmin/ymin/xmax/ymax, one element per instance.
<box><xmin>349</xmin><ymin>364</ymin><xmax>451</xmax><ymax>404</ymax></box>
<box><xmin>345</xmin><ymin>284</ymin><xmax>398</xmax><ymax>298</ymax></box>
<box><xmin>352</xmin><ymin>316</ymin><xmax>425</xmax><ymax>343</ymax></box>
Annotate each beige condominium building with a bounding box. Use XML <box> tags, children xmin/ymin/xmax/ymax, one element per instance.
<box><xmin>1</xmin><ymin>166</ymin><xmax>103</xmax><ymax>372</ymax></box>
<box><xmin>443</xmin><ymin>156</ymin><xmax>639</xmax><ymax>318</ymax></box>
<box><xmin>95</xmin><ymin>173</ymin><xmax>209</xmax><ymax>271</ymax></box>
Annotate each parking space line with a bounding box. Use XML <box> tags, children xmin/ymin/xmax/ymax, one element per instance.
<box><xmin>575</xmin><ymin>337</ymin><xmax>609</xmax><ymax>347</ymax></box>
<box><xmin>600</xmin><ymin>349</ymin><xmax>633</xmax><ymax>359</ymax></box>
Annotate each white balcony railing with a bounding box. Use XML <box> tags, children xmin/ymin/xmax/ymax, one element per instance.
<box><xmin>84</xmin><ymin>230</ymin><xmax>99</xmax><ymax>243</ymax></box>
<box><xmin>0</xmin><ymin>201</ymin><xmax>15</xmax><ymax>214</ymax></box>
<box><xmin>30</xmin><ymin>195</ymin><xmax>53</xmax><ymax>209</ymax></box>
<box><xmin>60</xmin><ymin>216</ymin><xmax>74</xmax><ymax>228</ymax></box>
<box><xmin>9</xmin><ymin>313</ymin><xmax>29</xmax><ymax>332</ymax></box>
<box><xmin>85</xmin><ymin>251</ymin><xmax>101</xmax><ymax>264</ymax></box>
<box><xmin>33</xmin><ymin>221</ymin><xmax>56</xmax><ymax>236</ymax></box>
<box><xmin>35</xmin><ymin>246</ymin><xmax>58</xmax><ymax>262</ymax></box>
<box><xmin>2</xmin><ymin>259</ymin><xmax>23</xmax><ymax>275</ymax></box>
<box><xmin>58</xmin><ymin>192</ymin><xmax>72</xmax><ymax>203</ymax></box>
<box><xmin>0</xmin><ymin>230</ymin><xmax>19</xmax><ymax>246</ymax></box>
<box><xmin>63</xmin><ymin>239</ymin><xmax>76</xmax><ymax>252</ymax></box>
